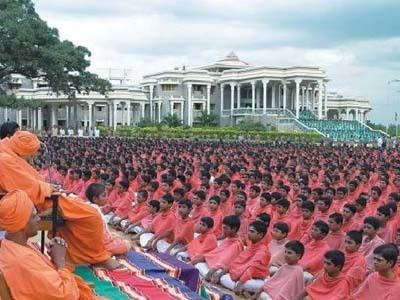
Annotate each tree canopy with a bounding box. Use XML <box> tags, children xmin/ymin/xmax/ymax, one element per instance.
<box><xmin>0</xmin><ymin>0</ymin><xmax>111</xmax><ymax>108</ymax></box>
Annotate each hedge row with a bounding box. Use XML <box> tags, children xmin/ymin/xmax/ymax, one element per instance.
<box><xmin>98</xmin><ymin>126</ymin><xmax>323</xmax><ymax>141</ymax></box>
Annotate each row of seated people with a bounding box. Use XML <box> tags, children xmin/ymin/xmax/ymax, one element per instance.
<box><xmin>82</xmin><ymin>180</ymin><xmax>400</xmax><ymax>299</ymax></box>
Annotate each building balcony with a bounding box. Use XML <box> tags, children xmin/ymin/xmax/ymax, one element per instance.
<box><xmin>221</xmin><ymin>108</ymin><xmax>286</xmax><ymax>116</ymax></box>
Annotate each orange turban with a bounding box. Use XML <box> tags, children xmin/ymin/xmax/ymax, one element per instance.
<box><xmin>0</xmin><ymin>190</ymin><xmax>33</xmax><ymax>233</ymax></box>
<box><xmin>9</xmin><ymin>131</ymin><xmax>40</xmax><ymax>156</ymax></box>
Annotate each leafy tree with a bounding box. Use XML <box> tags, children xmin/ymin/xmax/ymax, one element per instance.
<box><xmin>0</xmin><ymin>0</ymin><xmax>111</xmax><ymax>124</ymax></box>
<box><xmin>162</xmin><ymin>113</ymin><xmax>182</xmax><ymax>127</ymax></box>
<box><xmin>195</xmin><ymin>110</ymin><xmax>219</xmax><ymax>126</ymax></box>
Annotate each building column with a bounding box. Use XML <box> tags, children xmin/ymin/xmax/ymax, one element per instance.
<box><xmin>236</xmin><ymin>84</ymin><xmax>241</xmax><ymax>109</ymax></box>
<box><xmin>158</xmin><ymin>102</ymin><xmax>162</xmax><ymax>123</ymax></box>
<box><xmin>295</xmin><ymin>79</ymin><xmax>301</xmax><ymax>118</ymax></box>
<box><xmin>206</xmin><ymin>84</ymin><xmax>211</xmax><ymax>113</ymax></box>
<box><xmin>113</xmin><ymin>101</ymin><xmax>117</xmax><ymax>130</ymax></box>
<box><xmin>251</xmin><ymin>81</ymin><xmax>256</xmax><ymax>113</ymax></box>
<box><xmin>50</xmin><ymin>105</ymin><xmax>57</xmax><ymax>127</ymax></box>
<box><xmin>230</xmin><ymin>82</ymin><xmax>235</xmax><ymax>116</ymax></box>
<box><xmin>256</xmin><ymin>86</ymin><xmax>261</xmax><ymax>109</ymax></box>
<box><xmin>108</xmin><ymin>103</ymin><xmax>113</xmax><ymax>127</ymax></box>
<box><xmin>37</xmin><ymin>107</ymin><xmax>42</xmax><ymax>130</ymax></box>
<box><xmin>271</xmin><ymin>84</ymin><xmax>276</xmax><ymax>108</ymax></box>
<box><xmin>149</xmin><ymin>85</ymin><xmax>154</xmax><ymax>122</ymax></box>
<box><xmin>33</xmin><ymin>108</ymin><xmax>37</xmax><ymax>129</ymax></box>
<box><xmin>4</xmin><ymin>107</ymin><xmax>8</xmax><ymax>122</ymax></box>
<box><xmin>17</xmin><ymin>109</ymin><xmax>22</xmax><ymax>126</ymax></box>
<box><xmin>65</xmin><ymin>105</ymin><xmax>69</xmax><ymax>128</ymax></box>
<box><xmin>323</xmin><ymin>82</ymin><xmax>328</xmax><ymax>118</ymax></box>
<box><xmin>126</xmin><ymin>101</ymin><xmax>131</xmax><ymax>125</ymax></box>
<box><xmin>140</xmin><ymin>102</ymin><xmax>145</xmax><ymax>120</ymax></box>
<box><xmin>262</xmin><ymin>79</ymin><xmax>269</xmax><ymax>114</ymax></box>
<box><xmin>282</xmin><ymin>80</ymin><xmax>287</xmax><ymax>110</ymax></box>
<box><xmin>88</xmin><ymin>103</ymin><xmax>93</xmax><ymax>129</ymax></box>
<box><xmin>187</xmin><ymin>83</ymin><xmax>192</xmax><ymax>126</ymax></box>
<box><xmin>180</xmin><ymin>102</ymin><xmax>184</xmax><ymax>121</ymax></box>
<box><xmin>220</xmin><ymin>84</ymin><xmax>225</xmax><ymax>117</ymax></box>
<box><xmin>317</xmin><ymin>80</ymin><xmax>323</xmax><ymax>119</ymax></box>
<box><xmin>311</xmin><ymin>85</ymin><xmax>316</xmax><ymax>111</ymax></box>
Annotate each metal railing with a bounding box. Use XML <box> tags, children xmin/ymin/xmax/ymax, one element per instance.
<box><xmin>358</xmin><ymin>121</ymin><xmax>390</xmax><ymax>137</ymax></box>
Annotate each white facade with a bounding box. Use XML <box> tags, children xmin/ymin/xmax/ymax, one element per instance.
<box><xmin>1</xmin><ymin>52</ymin><xmax>373</xmax><ymax>129</ymax></box>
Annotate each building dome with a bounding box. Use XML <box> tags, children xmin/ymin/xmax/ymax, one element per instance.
<box><xmin>215</xmin><ymin>51</ymin><xmax>250</xmax><ymax>67</ymax></box>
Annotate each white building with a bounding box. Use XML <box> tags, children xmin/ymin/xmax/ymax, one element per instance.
<box><xmin>1</xmin><ymin>52</ymin><xmax>372</xmax><ymax>130</ymax></box>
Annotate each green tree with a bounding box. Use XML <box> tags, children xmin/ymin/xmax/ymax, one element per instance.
<box><xmin>195</xmin><ymin>110</ymin><xmax>219</xmax><ymax>127</ymax></box>
<box><xmin>236</xmin><ymin>119</ymin><xmax>266</xmax><ymax>131</ymax></box>
<box><xmin>162</xmin><ymin>113</ymin><xmax>182</xmax><ymax>127</ymax></box>
<box><xmin>0</xmin><ymin>0</ymin><xmax>111</xmax><ymax>124</ymax></box>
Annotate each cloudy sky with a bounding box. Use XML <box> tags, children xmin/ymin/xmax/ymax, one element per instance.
<box><xmin>33</xmin><ymin>0</ymin><xmax>400</xmax><ymax>124</ymax></box>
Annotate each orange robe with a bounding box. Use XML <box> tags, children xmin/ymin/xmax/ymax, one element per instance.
<box><xmin>0</xmin><ymin>239</ymin><xmax>98</xmax><ymax>300</ymax></box>
<box><xmin>262</xmin><ymin>264</ymin><xmax>305</xmax><ymax>300</ymax></box>
<box><xmin>268</xmin><ymin>238</ymin><xmax>288</xmax><ymax>267</ymax></box>
<box><xmin>228</xmin><ymin>241</ymin><xmax>270</xmax><ymax>282</ymax></box>
<box><xmin>203</xmin><ymin>237</ymin><xmax>244</xmax><ymax>269</ymax></box>
<box><xmin>207</xmin><ymin>208</ymin><xmax>224</xmax><ymax>237</ymax></box>
<box><xmin>349</xmin><ymin>272</ymin><xmax>400</xmax><ymax>300</ymax></box>
<box><xmin>127</xmin><ymin>201</ymin><xmax>149</xmax><ymax>223</ymax></box>
<box><xmin>173</xmin><ymin>216</ymin><xmax>195</xmax><ymax>245</ymax></box>
<box><xmin>187</xmin><ymin>231</ymin><xmax>217</xmax><ymax>261</ymax></box>
<box><xmin>300</xmin><ymin>239</ymin><xmax>331</xmax><ymax>275</ymax></box>
<box><xmin>0</xmin><ymin>150</ymin><xmax>110</xmax><ymax>265</ymax></box>
<box><xmin>151</xmin><ymin>210</ymin><xmax>176</xmax><ymax>242</ymax></box>
<box><xmin>306</xmin><ymin>273</ymin><xmax>351</xmax><ymax>300</ymax></box>
<box><xmin>326</xmin><ymin>230</ymin><xmax>345</xmax><ymax>250</ymax></box>
<box><xmin>359</xmin><ymin>235</ymin><xmax>385</xmax><ymax>272</ymax></box>
<box><xmin>342</xmin><ymin>251</ymin><xmax>366</xmax><ymax>290</ymax></box>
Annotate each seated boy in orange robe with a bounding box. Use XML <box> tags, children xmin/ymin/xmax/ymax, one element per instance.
<box><xmin>194</xmin><ymin>215</ymin><xmax>244</xmax><ymax>279</ymax></box>
<box><xmin>268</xmin><ymin>222</ymin><xmax>289</xmax><ymax>275</ymax></box>
<box><xmin>190</xmin><ymin>190</ymin><xmax>208</xmax><ymax>223</ymax></box>
<box><xmin>116</xmin><ymin>189</ymin><xmax>148</xmax><ymax>230</ymax></box>
<box><xmin>350</xmin><ymin>244</ymin><xmax>400</xmax><ymax>299</ymax></box>
<box><xmin>206</xmin><ymin>195</ymin><xmax>224</xmax><ymax>238</ymax></box>
<box><xmin>271</xmin><ymin>198</ymin><xmax>300</xmax><ymax>239</ymax></box>
<box><xmin>299</xmin><ymin>200</ymin><xmax>315</xmax><ymax>242</ymax></box>
<box><xmin>0</xmin><ymin>190</ymin><xmax>99</xmax><ymax>300</ymax></box>
<box><xmin>156</xmin><ymin>199</ymin><xmax>195</xmax><ymax>254</ymax></box>
<box><xmin>124</xmin><ymin>200</ymin><xmax>160</xmax><ymax>234</ymax></box>
<box><xmin>376</xmin><ymin>205</ymin><xmax>394</xmax><ymax>243</ymax></box>
<box><xmin>175</xmin><ymin>216</ymin><xmax>217</xmax><ymax>262</ymax></box>
<box><xmin>341</xmin><ymin>203</ymin><xmax>361</xmax><ymax>233</ymax></box>
<box><xmin>342</xmin><ymin>230</ymin><xmax>366</xmax><ymax>290</ymax></box>
<box><xmin>297</xmin><ymin>250</ymin><xmax>351</xmax><ymax>300</ymax></box>
<box><xmin>85</xmin><ymin>183</ymin><xmax>130</xmax><ymax>256</ymax></box>
<box><xmin>233</xmin><ymin>200</ymin><xmax>250</xmax><ymax>242</ymax></box>
<box><xmin>215</xmin><ymin>220</ymin><xmax>271</xmax><ymax>296</ymax></box>
<box><xmin>300</xmin><ymin>220</ymin><xmax>331</xmax><ymax>282</ymax></box>
<box><xmin>326</xmin><ymin>213</ymin><xmax>345</xmax><ymax>250</ymax></box>
<box><xmin>252</xmin><ymin>240</ymin><xmax>305</xmax><ymax>300</ymax></box>
<box><xmin>136</xmin><ymin>193</ymin><xmax>175</xmax><ymax>249</ymax></box>
<box><xmin>359</xmin><ymin>216</ymin><xmax>385</xmax><ymax>273</ymax></box>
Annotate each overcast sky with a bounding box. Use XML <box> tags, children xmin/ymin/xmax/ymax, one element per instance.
<box><xmin>33</xmin><ymin>0</ymin><xmax>400</xmax><ymax>124</ymax></box>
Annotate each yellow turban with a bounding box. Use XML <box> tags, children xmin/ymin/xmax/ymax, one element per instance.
<box><xmin>9</xmin><ymin>131</ymin><xmax>40</xmax><ymax>156</ymax></box>
<box><xmin>0</xmin><ymin>190</ymin><xmax>34</xmax><ymax>233</ymax></box>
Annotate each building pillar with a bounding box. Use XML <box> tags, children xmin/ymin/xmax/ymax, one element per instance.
<box><xmin>126</xmin><ymin>101</ymin><xmax>131</xmax><ymax>125</ymax></box>
<box><xmin>317</xmin><ymin>80</ymin><xmax>323</xmax><ymax>119</ymax></box>
<box><xmin>37</xmin><ymin>107</ymin><xmax>42</xmax><ymax>130</ymax></box>
<box><xmin>230</xmin><ymin>82</ymin><xmax>235</xmax><ymax>116</ymax></box>
<box><xmin>33</xmin><ymin>108</ymin><xmax>37</xmax><ymax>129</ymax></box>
<box><xmin>17</xmin><ymin>109</ymin><xmax>22</xmax><ymax>126</ymax></box>
<box><xmin>295</xmin><ymin>79</ymin><xmax>301</xmax><ymax>118</ymax></box>
<box><xmin>237</xmin><ymin>84</ymin><xmax>241</xmax><ymax>109</ymax></box>
<box><xmin>220</xmin><ymin>84</ymin><xmax>225</xmax><ymax>117</ymax></box>
<box><xmin>187</xmin><ymin>83</ymin><xmax>192</xmax><ymax>126</ymax></box>
<box><xmin>271</xmin><ymin>84</ymin><xmax>276</xmax><ymax>108</ymax></box>
<box><xmin>113</xmin><ymin>101</ymin><xmax>117</xmax><ymax>130</ymax></box>
<box><xmin>251</xmin><ymin>81</ymin><xmax>256</xmax><ymax>113</ymax></box>
<box><xmin>65</xmin><ymin>105</ymin><xmax>69</xmax><ymax>128</ymax></box>
<box><xmin>108</xmin><ymin>103</ymin><xmax>113</xmax><ymax>127</ymax></box>
<box><xmin>88</xmin><ymin>103</ymin><xmax>93</xmax><ymax>129</ymax></box>
<box><xmin>180</xmin><ymin>102</ymin><xmax>184</xmax><ymax>121</ymax></box>
<box><xmin>50</xmin><ymin>105</ymin><xmax>56</xmax><ymax>127</ymax></box>
<box><xmin>4</xmin><ymin>107</ymin><xmax>8</xmax><ymax>122</ymax></box>
<box><xmin>262</xmin><ymin>79</ymin><xmax>269</xmax><ymax>114</ymax></box>
<box><xmin>157</xmin><ymin>102</ymin><xmax>161</xmax><ymax>123</ymax></box>
<box><xmin>311</xmin><ymin>85</ymin><xmax>316</xmax><ymax>111</ymax></box>
<box><xmin>324</xmin><ymin>82</ymin><xmax>328</xmax><ymax>118</ymax></box>
<box><xmin>140</xmin><ymin>102</ymin><xmax>145</xmax><ymax>120</ymax></box>
<box><xmin>149</xmin><ymin>85</ymin><xmax>154</xmax><ymax>122</ymax></box>
<box><xmin>282</xmin><ymin>80</ymin><xmax>287</xmax><ymax>110</ymax></box>
<box><xmin>206</xmin><ymin>84</ymin><xmax>211</xmax><ymax>113</ymax></box>
<box><xmin>256</xmin><ymin>86</ymin><xmax>261</xmax><ymax>109</ymax></box>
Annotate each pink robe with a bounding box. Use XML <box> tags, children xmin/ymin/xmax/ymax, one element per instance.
<box><xmin>203</xmin><ymin>237</ymin><xmax>244</xmax><ymax>269</ymax></box>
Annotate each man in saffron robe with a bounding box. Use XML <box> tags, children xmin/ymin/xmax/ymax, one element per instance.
<box><xmin>216</xmin><ymin>220</ymin><xmax>271</xmax><ymax>296</ymax></box>
<box><xmin>251</xmin><ymin>240</ymin><xmax>305</xmax><ymax>300</ymax></box>
<box><xmin>297</xmin><ymin>250</ymin><xmax>351</xmax><ymax>300</ymax></box>
<box><xmin>300</xmin><ymin>220</ymin><xmax>331</xmax><ymax>282</ymax></box>
<box><xmin>349</xmin><ymin>244</ymin><xmax>400</xmax><ymax>299</ymax></box>
<box><xmin>326</xmin><ymin>213</ymin><xmax>345</xmax><ymax>250</ymax></box>
<box><xmin>194</xmin><ymin>215</ymin><xmax>244</xmax><ymax>279</ymax></box>
<box><xmin>359</xmin><ymin>216</ymin><xmax>385</xmax><ymax>273</ymax></box>
<box><xmin>175</xmin><ymin>216</ymin><xmax>217</xmax><ymax>262</ymax></box>
<box><xmin>0</xmin><ymin>131</ymin><xmax>115</xmax><ymax>268</ymax></box>
<box><xmin>0</xmin><ymin>190</ymin><xmax>99</xmax><ymax>300</ymax></box>
<box><xmin>342</xmin><ymin>230</ymin><xmax>366</xmax><ymax>290</ymax></box>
